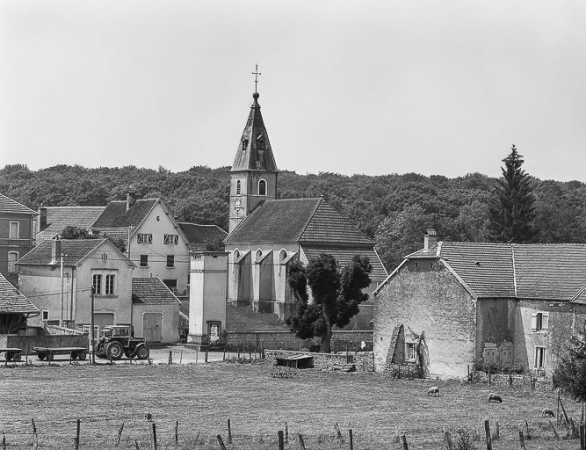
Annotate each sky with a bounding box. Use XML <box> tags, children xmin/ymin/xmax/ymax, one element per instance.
<box><xmin>1</xmin><ymin>1</ymin><xmax>585</xmax><ymax>181</ymax></box>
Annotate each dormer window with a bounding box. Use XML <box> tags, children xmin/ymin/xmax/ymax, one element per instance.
<box><xmin>236</xmin><ymin>180</ymin><xmax>241</xmax><ymax>195</ymax></box>
<box><xmin>258</xmin><ymin>179</ymin><xmax>267</xmax><ymax>196</ymax></box>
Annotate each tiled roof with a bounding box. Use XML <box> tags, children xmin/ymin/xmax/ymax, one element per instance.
<box><xmin>226</xmin><ymin>198</ymin><xmax>373</xmax><ymax>246</ymax></box>
<box><xmin>0</xmin><ymin>272</ymin><xmax>40</xmax><ymax>314</ymax></box>
<box><xmin>92</xmin><ymin>199</ymin><xmax>158</xmax><ymax>229</ymax></box>
<box><xmin>301</xmin><ymin>246</ymin><xmax>388</xmax><ymax>281</ymax></box>
<box><xmin>132</xmin><ymin>278</ymin><xmax>181</xmax><ymax>305</ymax></box>
<box><xmin>16</xmin><ymin>239</ymin><xmax>110</xmax><ymax>266</ymax></box>
<box><xmin>231</xmin><ymin>93</ymin><xmax>278</xmax><ymax>172</ymax></box>
<box><xmin>37</xmin><ymin>206</ymin><xmax>106</xmax><ymax>241</ymax></box>
<box><xmin>0</xmin><ymin>193</ymin><xmax>36</xmax><ymax>215</ymax></box>
<box><xmin>178</xmin><ymin>223</ymin><xmax>227</xmax><ymax>251</ymax></box>
<box><xmin>406</xmin><ymin>241</ymin><xmax>586</xmax><ymax>301</ymax></box>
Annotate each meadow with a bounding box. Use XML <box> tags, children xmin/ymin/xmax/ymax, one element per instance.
<box><xmin>0</xmin><ymin>360</ymin><xmax>583</xmax><ymax>449</ymax></box>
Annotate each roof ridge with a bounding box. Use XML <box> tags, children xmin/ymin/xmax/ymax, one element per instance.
<box><xmin>296</xmin><ymin>198</ymin><xmax>323</xmax><ymax>241</ymax></box>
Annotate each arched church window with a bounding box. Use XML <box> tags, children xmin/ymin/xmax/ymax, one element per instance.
<box><xmin>256</xmin><ymin>249</ymin><xmax>263</xmax><ymax>260</ymax></box>
<box><xmin>258</xmin><ymin>179</ymin><xmax>267</xmax><ymax>196</ymax></box>
<box><xmin>236</xmin><ymin>180</ymin><xmax>241</xmax><ymax>195</ymax></box>
<box><xmin>279</xmin><ymin>249</ymin><xmax>287</xmax><ymax>262</ymax></box>
<box><xmin>234</xmin><ymin>249</ymin><xmax>240</xmax><ymax>260</ymax></box>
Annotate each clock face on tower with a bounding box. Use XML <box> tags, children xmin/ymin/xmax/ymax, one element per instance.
<box><xmin>234</xmin><ymin>199</ymin><xmax>242</xmax><ymax>211</ymax></box>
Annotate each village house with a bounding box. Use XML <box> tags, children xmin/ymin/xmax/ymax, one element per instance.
<box><xmin>0</xmin><ymin>271</ymin><xmax>39</xmax><ymax>334</ymax></box>
<box><xmin>36</xmin><ymin>195</ymin><xmax>191</xmax><ymax>298</ymax></box>
<box><xmin>373</xmin><ymin>230</ymin><xmax>586</xmax><ymax>379</ymax></box>
<box><xmin>0</xmin><ymin>193</ymin><xmax>37</xmax><ymax>286</ymax></box>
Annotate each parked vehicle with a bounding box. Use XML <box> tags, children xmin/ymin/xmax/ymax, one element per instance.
<box><xmin>94</xmin><ymin>325</ymin><xmax>149</xmax><ymax>360</ymax></box>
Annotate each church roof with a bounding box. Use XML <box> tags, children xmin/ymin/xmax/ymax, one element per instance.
<box><xmin>231</xmin><ymin>93</ymin><xmax>278</xmax><ymax>173</ymax></box>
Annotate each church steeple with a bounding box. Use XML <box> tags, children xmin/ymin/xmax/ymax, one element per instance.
<box><xmin>229</xmin><ymin>78</ymin><xmax>279</xmax><ymax>233</ymax></box>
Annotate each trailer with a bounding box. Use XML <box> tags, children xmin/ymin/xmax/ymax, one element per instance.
<box><xmin>32</xmin><ymin>346</ymin><xmax>88</xmax><ymax>361</ymax></box>
<box><xmin>0</xmin><ymin>347</ymin><xmax>24</xmax><ymax>362</ymax></box>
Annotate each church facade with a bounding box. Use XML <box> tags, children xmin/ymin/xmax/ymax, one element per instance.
<box><xmin>223</xmin><ymin>91</ymin><xmax>387</xmax><ymax>328</ymax></box>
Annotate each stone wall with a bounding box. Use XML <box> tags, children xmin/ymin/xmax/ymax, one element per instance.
<box><xmin>226</xmin><ymin>330</ymin><xmax>373</xmax><ymax>352</ymax></box>
<box><xmin>471</xmin><ymin>371</ymin><xmax>553</xmax><ymax>391</ymax></box>
<box><xmin>265</xmin><ymin>349</ymin><xmax>375</xmax><ymax>372</ymax></box>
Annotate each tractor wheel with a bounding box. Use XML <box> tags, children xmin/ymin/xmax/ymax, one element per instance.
<box><xmin>77</xmin><ymin>351</ymin><xmax>87</xmax><ymax>361</ymax></box>
<box><xmin>106</xmin><ymin>341</ymin><xmax>124</xmax><ymax>360</ymax></box>
<box><xmin>70</xmin><ymin>352</ymin><xmax>78</xmax><ymax>360</ymax></box>
<box><xmin>12</xmin><ymin>353</ymin><xmax>22</xmax><ymax>362</ymax></box>
<box><xmin>136</xmin><ymin>345</ymin><xmax>150</xmax><ymax>360</ymax></box>
<box><xmin>6</xmin><ymin>353</ymin><xmax>13</xmax><ymax>361</ymax></box>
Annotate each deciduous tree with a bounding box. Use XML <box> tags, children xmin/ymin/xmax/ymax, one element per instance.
<box><xmin>552</xmin><ymin>319</ymin><xmax>586</xmax><ymax>403</ymax></box>
<box><xmin>286</xmin><ymin>254</ymin><xmax>372</xmax><ymax>352</ymax></box>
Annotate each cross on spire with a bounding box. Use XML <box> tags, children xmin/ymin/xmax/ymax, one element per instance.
<box><xmin>252</xmin><ymin>64</ymin><xmax>261</xmax><ymax>94</ymax></box>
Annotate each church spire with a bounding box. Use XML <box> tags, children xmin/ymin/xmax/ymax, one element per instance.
<box><xmin>229</xmin><ymin>68</ymin><xmax>279</xmax><ymax>233</ymax></box>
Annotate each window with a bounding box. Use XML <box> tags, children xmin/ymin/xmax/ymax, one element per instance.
<box><xmin>258</xmin><ymin>179</ymin><xmax>267</xmax><ymax>196</ymax></box>
<box><xmin>42</xmin><ymin>310</ymin><xmax>49</xmax><ymax>321</ymax></box>
<box><xmin>93</xmin><ymin>274</ymin><xmax>102</xmax><ymax>294</ymax></box>
<box><xmin>406</xmin><ymin>343</ymin><xmax>417</xmax><ymax>362</ymax></box>
<box><xmin>535</xmin><ymin>347</ymin><xmax>546</xmax><ymax>369</ymax></box>
<box><xmin>9</xmin><ymin>221</ymin><xmax>19</xmax><ymax>239</ymax></box>
<box><xmin>531</xmin><ymin>312</ymin><xmax>549</xmax><ymax>332</ymax></box>
<box><xmin>8</xmin><ymin>252</ymin><xmax>18</xmax><ymax>274</ymax></box>
<box><xmin>167</xmin><ymin>255</ymin><xmax>175</xmax><ymax>268</ymax></box>
<box><xmin>137</xmin><ymin>233</ymin><xmax>153</xmax><ymax>244</ymax></box>
<box><xmin>236</xmin><ymin>180</ymin><xmax>241</xmax><ymax>195</ymax></box>
<box><xmin>140</xmin><ymin>255</ymin><xmax>149</xmax><ymax>267</ymax></box>
<box><xmin>105</xmin><ymin>274</ymin><xmax>115</xmax><ymax>295</ymax></box>
<box><xmin>163</xmin><ymin>279</ymin><xmax>177</xmax><ymax>293</ymax></box>
<box><xmin>164</xmin><ymin>234</ymin><xmax>179</xmax><ymax>245</ymax></box>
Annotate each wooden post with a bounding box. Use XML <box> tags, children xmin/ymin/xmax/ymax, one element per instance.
<box><xmin>2</xmin><ymin>434</ymin><xmax>6</xmax><ymax>450</ymax></box>
<box><xmin>444</xmin><ymin>430</ymin><xmax>453</xmax><ymax>450</ymax></box>
<box><xmin>580</xmin><ymin>424</ymin><xmax>585</xmax><ymax>450</ymax></box>
<box><xmin>227</xmin><ymin>419</ymin><xmax>232</xmax><ymax>444</ymax></box>
<box><xmin>467</xmin><ymin>365</ymin><xmax>470</xmax><ymax>382</ymax></box>
<box><xmin>570</xmin><ymin>417</ymin><xmax>578</xmax><ymax>439</ymax></box>
<box><xmin>559</xmin><ymin>397</ymin><xmax>570</xmax><ymax>425</ymax></box>
<box><xmin>217</xmin><ymin>435</ymin><xmax>227</xmax><ymax>450</ymax></box>
<box><xmin>495</xmin><ymin>421</ymin><xmax>499</xmax><ymax>440</ymax></box>
<box><xmin>179</xmin><ymin>350</ymin><xmax>183</xmax><ymax>364</ymax></box>
<box><xmin>74</xmin><ymin>418</ymin><xmax>80</xmax><ymax>449</ymax></box>
<box><xmin>175</xmin><ymin>420</ymin><xmax>178</xmax><ymax>444</ymax></box>
<box><xmin>168</xmin><ymin>351</ymin><xmax>172</xmax><ymax>365</ymax></box>
<box><xmin>508</xmin><ymin>370</ymin><xmax>513</xmax><ymax>387</ymax></box>
<box><xmin>31</xmin><ymin>418</ymin><xmax>38</xmax><ymax>450</ymax></box>
<box><xmin>285</xmin><ymin>422</ymin><xmax>288</xmax><ymax>443</ymax></box>
<box><xmin>205</xmin><ymin>350</ymin><xmax>208</xmax><ymax>363</ymax></box>
<box><xmin>278</xmin><ymin>430</ymin><xmax>284</xmax><ymax>450</ymax></box>
<box><xmin>531</xmin><ymin>377</ymin><xmax>536</xmax><ymax>391</ymax></box>
<box><xmin>550</xmin><ymin>421</ymin><xmax>560</xmax><ymax>440</ymax></box>
<box><xmin>115</xmin><ymin>422</ymin><xmax>124</xmax><ymax>446</ymax></box>
<box><xmin>349</xmin><ymin>429</ymin><xmax>354</xmax><ymax>450</ymax></box>
<box><xmin>484</xmin><ymin>420</ymin><xmax>492</xmax><ymax>450</ymax></box>
<box><xmin>134</xmin><ymin>440</ymin><xmax>140</xmax><ymax>450</ymax></box>
<box><xmin>400</xmin><ymin>434</ymin><xmax>409</xmax><ymax>450</ymax></box>
<box><xmin>298</xmin><ymin>434</ymin><xmax>306</xmax><ymax>450</ymax></box>
<box><xmin>150</xmin><ymin>422</ymin><xmax>157</xmax><ymax>450</ymax></box>
<box><xmin>557</xmin><ymin>389</ymin><xmax>561</xmax><ymax>428</ymax></box>
<box><xmin>518</xmin><ymin>429</ymin><xmax>525</xmax><ymax>450</ymax></box>
<box><xmin>524</xmin><ymin>420</ymin><xmax>531</xmax><ymax>440</ymax></box>
<box><xmin>488</xmin><ymin>366</ymin><xmax>491</xmax><ymax>384</ymax></box>
<box><xmin>223</xmin><ymin>348</ymin><xmax>226</xmax><ymax>361</ymax></box>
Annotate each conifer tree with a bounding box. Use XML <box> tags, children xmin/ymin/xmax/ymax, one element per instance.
<box><xmin>487</xmin><ymin>145</ymin><xmax>536</xmax><ymax>242</ymax></box>
<box><xmin>286</xmin><ymin>254</ymin><xmax>372</xmax><ymax>353</ymax></box>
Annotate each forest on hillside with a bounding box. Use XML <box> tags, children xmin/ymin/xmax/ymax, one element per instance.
<box><xmin>2</xmin><ymin>163</ymin><xmax>586</xmax><ymax>271</ymax></box>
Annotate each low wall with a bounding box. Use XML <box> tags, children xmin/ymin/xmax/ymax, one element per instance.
<box><xmin>472</xmin><ymin>371</ymin><xmax>553</xmax><ymax>391</ymax></box>
<box><xmin>265</xmin><ymin>349</ymin><xmax>375</xmax><ymax>372</ymax></box>
<box><xmin>0</xmin><ymin>334</ymin><xmax>88</xmax><ymax>352</ymax></box>
<box><xmin>226</xmin><ymin>330</ymin><xmax>373</xmax><ymax>352</ymax></box>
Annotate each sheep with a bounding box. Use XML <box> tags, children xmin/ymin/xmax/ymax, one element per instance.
<box><xmin>488</xmin><ymin>393</ymin><xmax>502</xmax><ymax>403</ymax></box>
<box><xmin>427</xmin><ymin>386</ymin><xmax>440</xmax><ymax>396</ymax></box>
<box><xmin>541</xmin><ymin>408</ymin><xmax>555</xmax><ymax>417</ymax></box>
<box><xmin>144</xmin><ymin>413</ymin><xmax>153</xmax><ymax>421</ymax></box>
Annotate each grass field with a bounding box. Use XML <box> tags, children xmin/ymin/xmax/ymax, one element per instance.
<box><xmin>0</xmin><ymin>360</ymin><xmax>584</xmax><ymax>450</ymax></box>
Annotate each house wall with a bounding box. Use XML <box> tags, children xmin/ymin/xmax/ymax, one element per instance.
<box><xmin>132</xmin><ymin>303</ymin><xmax>179</xmax><ymax>344</ymax></box>
<box><xmin>513</xmin><ymin>300</ymin><xmax>586</xmax><ymax>375</ymax></box>
<box><xmin>0</xmin><ymin>211</ymin><xmax>35</xmax><ymax>283</ymax></box>
<box><xmin>127</xmin><ymin>202</ymin><xmax>190</xmax><ymax>296</ymax></box>
<box><xmin>374</xmin><ymin>260</ymin><xmax>477</xmax><ymax>378</ymax></box>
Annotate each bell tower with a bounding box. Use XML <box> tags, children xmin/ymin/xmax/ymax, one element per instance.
<box><xmin>229</xmin><ymin>67</ymin><xmax>278</xmax><ymax>233</ymax></box>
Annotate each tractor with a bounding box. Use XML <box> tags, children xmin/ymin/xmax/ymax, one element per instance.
<box><xmin>94</xmin><ymin>325</ymin><xmax>150</xmax><ymax>360</ymax></box>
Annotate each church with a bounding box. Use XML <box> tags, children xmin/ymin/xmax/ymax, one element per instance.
<box><xmin>222</xmin><ymin>88</ymin><xmax>387</xmax><ymax>329</ymax></box>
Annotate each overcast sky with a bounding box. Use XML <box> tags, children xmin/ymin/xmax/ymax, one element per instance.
<box><xmin>1</xmin><ymin>1</ymin><xmax>585</xmax><ymax>181</ymax></box>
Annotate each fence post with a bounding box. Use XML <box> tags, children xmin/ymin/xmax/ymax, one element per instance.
<box><xmin>150</xmin><ymin>422</ymin><xmax>157</xmax><ymax>450</ymax></box>
<box><xmin>74</xmin><ymin>418</ymin><xmax>80</xmax><ymax>450</ymax></box>
<box><xmin>494</xmin><ymin>420</ymin><xmax>499</xmax><ymax>440</ymax></box>
<box><xmin>285</xmin><ymin>422</ymin><xmax>288</xmax><ymax>443</ymax></box>
<box><xmin>518</xmin><ymin>429</ymin><xmax>525</xmax><ymax>450</ymax></box>
<box><xmin>227</xmin><ymin>419</ymin><xmax>232</xmax><ymax>444</ymax></box>
<box><xmin>349</xmin><ymin>429</ymin><xmax>354</xmax><ymax>450</ymax></box>
<box><xmin>580</xmin><ymin>424</ymin><xmax>585</xmax><ymax>450</ymax></box>
<box><xmin>175</xmin><ymin>420</ymin><xmax>179</xmax><ymax>444</ymax></box>
<box><xmin>550</xmin><ymin>421</ymin><xmax>560</xmax><ymax>440</ymax></box>
<box><xmin>205</xmin><ymin>350</ymin><xmax>208</xmax><ymax>363</ymax></box>
<box><xmin>278</xmin><ymin>430</ymin><xmax>284</xmax><ymax>450</ymax></box>
<box><xmin>400</xmin><ymin>434</ymin><xmax>409</xmax><ymax>450</ymax></box>
<box><xmin>484</xmin><ymin>420</ymin><xmax>492</xmax><ymax>450</ymax></box>
<box><xmin>115</xmin><ymin>422</ymin><xmax>124</xmax><ymax>447</ymax></box>
<box><xmin>298</xmin><ymin>434</ymin><xmax>306</xmax><ymax>450</ymax></box>
<box><xmin>31</xmin><ymin>418</ymin><xmax>38</xmax><ymax>450</ymax></box>
<box><xmin>2</xmin><ymin>434</ymin><xmax>6</xmax><ymax>450</ymax></box>
<box><xmin>524</xmin><ymin>420</ymin><xmax>531</xmax><ymax>440</ymax></box>
<box><xmin>168</xmin><ymin>351</ymin><xmax>172</xmax><ymax>365</ymax></box>
<box><xmin>444</xmin><ymin>430</ymin><xmax>453</xmax><ymax>449</ymax></box>
<box><xmin>557</xmin><ymin>389</ymin><xmax>561</xmax><ymax>427</ymax></box>
<box><xmin>216</xmin><ymin>435</ymin><xmax>227</xmax><ymax>450</ymax></box>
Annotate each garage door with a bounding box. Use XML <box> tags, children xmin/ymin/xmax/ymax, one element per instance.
<box><xmin>143</xmin><ymin>313</ymin><xmax>162</xmax><ymax>343</ymax></box>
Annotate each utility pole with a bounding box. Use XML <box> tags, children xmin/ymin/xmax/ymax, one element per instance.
<box><xmin>59</xmin><ymin>253</ymin><xmax>64</xmax><ymax>327</ymax></box>
<box><xmin>90</xmin><ymin>287</ymin><xmax>95</xmax><ymax>365</ymax></box>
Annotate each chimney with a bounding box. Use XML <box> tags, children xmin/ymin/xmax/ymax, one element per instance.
<box><xmin>424</xmin><ymin>229</ymin><xmax>437</xmax><ymax>252</ymax></box>
<box><xmin>39</xmin><ymin>204</ymin><xmax>47</xmax><ymax>230</ymax></box>
<box><xmin>126</xmin><ymin>191</ymin><xmax>136</xmax><ymax>211</ymax></box>
<box><xmin>51</xmin><ymin>238</ymin><xmax>61</xmax><ymax>265</ymax></box>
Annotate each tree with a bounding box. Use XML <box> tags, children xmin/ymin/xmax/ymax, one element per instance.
<box><xmin>552</xmin><ymin>319</ymin><xmax>586</xmax><ymax>403</ymax></box>
<box><xmin>487</xmin><ymin>145</ymin><xmax>536</xmax><ymax>243</ymax></box>
<box><xmin>59</xmin><ymin>226</ymin><xmax>126</xmax><ymax>253</ymax></box>
<box><xmin>286</xmin><ymin>254</ymin><xmax>372</xmax><ymax>352</ymax></box>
